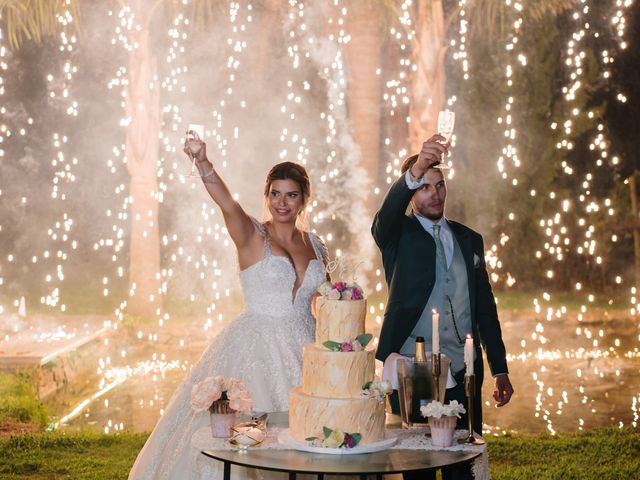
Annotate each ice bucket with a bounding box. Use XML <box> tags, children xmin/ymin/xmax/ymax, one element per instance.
<box><xmin>397</xmin><ymin>355</ymin><xmax>451</xmax><ymax>428</ymax></box>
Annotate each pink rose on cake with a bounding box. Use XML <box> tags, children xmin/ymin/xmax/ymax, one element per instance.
<box><xmin>340</xmin><ymin>341</ymin><xmax>353</xmax><ymax>352</ymax></box>
<box><xmin>327</xmin><ymin>288</ymin><xmax>341</xmax><ymax>300</ymax></box>
<box><xmin>333</xmin><ymin>281</ymin><xmax>347</xmax><ymax>292</ymax></box>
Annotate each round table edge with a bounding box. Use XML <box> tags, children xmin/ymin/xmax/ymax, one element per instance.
<box><xmin>200</xmin><ymin>448</ymin><xmax>482</xmax><ymax>475</ymax></box>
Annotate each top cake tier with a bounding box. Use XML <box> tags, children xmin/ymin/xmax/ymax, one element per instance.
<box><xmin>315</xmin><ymin>297</ymin><xmax>366</xmax><ymax>346</ymax></box>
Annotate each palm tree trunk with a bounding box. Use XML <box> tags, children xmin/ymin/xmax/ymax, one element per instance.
<box><xmin>125</xmin><ymin>0</ymin><xmax>162</xmax><ymax>319</ymax></box>
<box><xmin>344</xmin><ymin>6</ymin><xmax>384</xmax><ymax>213</ymax></box>
<box><xmin>251</xmin><ymin>0</ymin><xmax>283</xmax><ymax>85</ymax></box>
<box><xmin>409</xmin><ymin>0</ymin><xmax>447</xmax><ymax>152</ymax></box>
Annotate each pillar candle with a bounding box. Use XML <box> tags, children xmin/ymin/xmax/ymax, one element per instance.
<box><xmin>464</xmin><ymin>335</ymin><xmax>474</xmax><ymax>376</ymax></box>
<box><xmin>431</xmin><ymin>309</ymin><xmax>440</xmax><ymax>354</ymax></box>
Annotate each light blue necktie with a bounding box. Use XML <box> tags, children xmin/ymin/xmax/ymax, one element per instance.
<box><xmin>433</xmin><ymin>224</ymin><xmax>447</xmax><ymax>270</ymax></box>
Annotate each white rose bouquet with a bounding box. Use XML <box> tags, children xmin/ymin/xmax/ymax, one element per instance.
<box><xmin>420</xmin><ymin>399</ymin><xmax>466</xmax><ymax>419</ymax></box>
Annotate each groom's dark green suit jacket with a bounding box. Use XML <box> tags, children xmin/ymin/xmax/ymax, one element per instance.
<box><xmin>372</xmin><ymin>174</ymin><xmax>508</xmax><ymax>379</ymax></box>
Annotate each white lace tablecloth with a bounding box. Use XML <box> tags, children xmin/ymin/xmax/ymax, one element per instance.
<box><xmin>192</xmin><ymin>427</ymin><xmax>488</xmax><ymax>479</ymax></box>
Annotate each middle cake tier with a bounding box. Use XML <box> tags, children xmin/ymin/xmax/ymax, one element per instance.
<box><xmin>301</xmin><ymin>345</ymin><xmax>375</xmax><ymax>398</ymax></box>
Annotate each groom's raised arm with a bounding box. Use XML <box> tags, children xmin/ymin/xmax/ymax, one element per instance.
<box><xmin>371</xmin><ymin>173</ymin><xmax>416</xmax><ymax>250</ymax></box>
<box><xmin>372</xmin><ymin>137</ymin><xmax>449</xmax><ymax>249</ymax></box>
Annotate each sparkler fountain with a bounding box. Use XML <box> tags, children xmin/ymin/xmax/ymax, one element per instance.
<box><xmin>0</xmin><ymin>0</ymin><xmax>638</xmax><ymax>437</ymax></box>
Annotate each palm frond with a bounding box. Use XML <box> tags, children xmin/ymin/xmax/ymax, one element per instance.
<box><xmin>527</xmin><ymin>0</ymin><xmax>577</xmax><ymax>22</ymax></box>
<box><xmin>0</xmin><ymin>0</ymin><xmax>80</xmax><ymax>49</ymax></box>
<box><xmin>465</xmin><ymin>0</ymin><xmax>577</xmax><ymax>40</ymax></box>
<box><xmin>177</xmin><ymin>0</ymin><xmax>224</xmax><ymax>30</ymax></box>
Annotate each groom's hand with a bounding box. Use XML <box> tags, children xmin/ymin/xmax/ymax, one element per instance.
<box><xmin>493</xmin><ymin>374</ymin><xmax>514</xmax><ymax>407</ymax></box>
<box><xmin>411</xmin><ymin>134</ymin><xmax>449</xmax><ymax>178</ymax></box>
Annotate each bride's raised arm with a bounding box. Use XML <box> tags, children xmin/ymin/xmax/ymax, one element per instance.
<box><xmin>184</xmin><ymin>139</ymin><xmax>257</xmax><ymax>254</ymax></box>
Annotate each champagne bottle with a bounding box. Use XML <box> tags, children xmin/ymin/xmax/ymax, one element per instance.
<box><xmin>415</xmin><ymin>336</ymin><xmax>427</xmax><ymax>362</ymax></box>
<box><xmin>412</xmin><ymin>336</ymin><xmax>429</xmax><ymax>423</ymax></box>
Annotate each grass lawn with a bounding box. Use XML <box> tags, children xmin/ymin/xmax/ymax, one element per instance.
<box><xmin>488</xmin><ymin>427</ymin><xmax>640</xmax><ymax>480</ymax></box>
<box><xmin>0</xmin><ymin>428</ymin><xmax>637</xmax><ymax>479</ymax></box>
<box><xmin>0</xmin><ymin>372</ymin><xmax>48</xmax><ymax>430</ymax></box>
<box><xmin>0</xmin><ymin>431</ymin><xmax>147</xmax><ymax>480</ymax></box>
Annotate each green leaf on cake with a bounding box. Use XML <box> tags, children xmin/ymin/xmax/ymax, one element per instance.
<box><xmin>351</xmin><ymin>433</ymin><xmax>362</xmax><ymax>445</ymax></box>
<box><xmin>323</xmin><ymin>426</ymin><xmax>334</xmax><ymax>438</ymax></box>
<box><xmin>305</xmin><ymin>436</ymin><xmax>319</xmax><ymax>442</ymax></box>
<box><xmin>363</xmin><ymin>381</ymin><xmax>373</xmax><ymax>390</ymax></box>
<box><xmin>356</xmin><ymin>333</ymin><xmax>373</xmax><ymax>347</ymax></box>
<box><xmin>323</xmin><ymin>340</ymin><xmax>342</xmax><ymax>351</ymax></box>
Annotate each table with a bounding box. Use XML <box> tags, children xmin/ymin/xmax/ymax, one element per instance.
<box><xmin>202</xmin><ymin>447</ymin><xmax>480</xmax><ymax>479</ymax></box>
<box><xmin>192</xmin><ymin>413</ymin><xmax>487</xmax><ymax>479</ymax></box>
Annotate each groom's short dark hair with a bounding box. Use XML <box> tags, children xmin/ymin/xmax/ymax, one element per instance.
<box><xmin>400</xmin><ymin>153</ymin><xmax>441</xmax><ymax>174</ymax></box>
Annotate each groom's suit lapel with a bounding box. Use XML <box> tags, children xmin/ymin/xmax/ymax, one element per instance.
<box><xmin>448</xmin><ymin>220</ymin><xmax>477</xmax><ymax>327</ymax></box>
<box><xmin>407</xmin><ymin>212</ymin><xmax>436</xmax><ymax>266</ymax></box>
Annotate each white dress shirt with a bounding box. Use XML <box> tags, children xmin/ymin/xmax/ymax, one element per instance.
<box><xmin>404</xmin><ymin>170</ymin><xmax>453</xmax><ymax>268</ymax></box>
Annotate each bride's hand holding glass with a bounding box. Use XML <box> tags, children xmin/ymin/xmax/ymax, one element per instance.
<box><xmin>184</xmin><ymin>129</ymin><xmax>209</xmax><ymax>177</ymax></box>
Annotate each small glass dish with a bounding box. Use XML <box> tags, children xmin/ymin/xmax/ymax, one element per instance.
<box><xmin>229</xmin><ymin>421</ymin><xmax>267</xmax><ymax>449</ymax></box>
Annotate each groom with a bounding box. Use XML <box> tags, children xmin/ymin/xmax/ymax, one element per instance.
<box><xmin>372</xmin><ymin>135</ymin><xmax>513</xmax><ymax>478</ymax></box>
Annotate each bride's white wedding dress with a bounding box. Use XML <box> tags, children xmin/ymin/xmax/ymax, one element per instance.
<box><xmin>129</xmin><ymin>219</ymin><xmax>327</xmax><ymax>479</ymax></box>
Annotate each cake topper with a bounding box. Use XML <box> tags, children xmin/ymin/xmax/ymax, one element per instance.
<box><xmin>325</xmin><ymin>257</ymin><xmax>364</xmax><ymax>283</ymax></box>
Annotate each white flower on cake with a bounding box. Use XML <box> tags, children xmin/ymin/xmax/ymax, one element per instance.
<box><xmin>420</xmin><ymin>400</ymin><xmax>466</xmax><ymax>419</ymax></box>
<box><xmin>360</xmin><ymin>380</ymin><xmax>392</xmax><ymax>403</ymax></box>
<box><xmin>190</xmin><ymin>375</ymin><xmax>253</xmax><ymax>413</ymax></box>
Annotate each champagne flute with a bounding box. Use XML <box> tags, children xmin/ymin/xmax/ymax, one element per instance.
<box><xmin>434</xmin><ymin>110</ymin><xmax>455</xmax><ymax>169</ymax></box>
<box><xmin>185</xmin><ymin>123</ymin><xmax>205</xmax><ymax>177</ymax></box>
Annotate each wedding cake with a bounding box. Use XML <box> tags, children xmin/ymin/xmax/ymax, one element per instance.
<box><xmin>289</xmin><ymin>281</ymin><xmax>386</xmax><ymax>445</ymax></box>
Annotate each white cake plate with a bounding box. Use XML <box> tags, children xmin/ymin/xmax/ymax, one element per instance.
<box><xmin>277</xmin><ymin>429</ymin><xmax>397</xmax><ymax>455</ymax></box>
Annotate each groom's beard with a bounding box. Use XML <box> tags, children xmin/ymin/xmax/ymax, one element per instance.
<box><xmin>422</xmin><ymin>211</ymin><xmax>443</xmax><ymax>221</ymax></box>
<box><xmin>414</xmin><ymin>204</ymin><xmax>445</xmax><ymax>221</ymax></box>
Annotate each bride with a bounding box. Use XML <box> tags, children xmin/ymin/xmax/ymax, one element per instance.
<box><xmin>129</xmin><ymin>136</ymin><xmax>328</xmax><ymax>479</ymax></box>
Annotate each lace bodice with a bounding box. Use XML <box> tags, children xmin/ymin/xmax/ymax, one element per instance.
<box><xmin>239</xmin><ymin>219</ymin><xmax>327</xmax><ymax>318</ymax></box>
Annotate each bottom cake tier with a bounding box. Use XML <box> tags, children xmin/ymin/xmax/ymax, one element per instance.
<box><xmin>289</xmin><ymin>387</ymin><xmax>386</xmax><ymax>445</ymax></box>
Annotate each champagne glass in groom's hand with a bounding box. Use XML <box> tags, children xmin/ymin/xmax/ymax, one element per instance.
<box><xmin>433</xmin><ymin>110</ymin><xmax>455</xmax><ymax>170</ymax></box>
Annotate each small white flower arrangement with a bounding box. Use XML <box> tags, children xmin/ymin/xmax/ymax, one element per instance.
<box><xmin>190</xmin><ymin>376</ymin><xmax>253</xmax><ymax>414</ymax></box>
<box><xmin>420</xmin><ymin>400</ymin><xmax>466</xmax><ymax>419</ymax></box>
